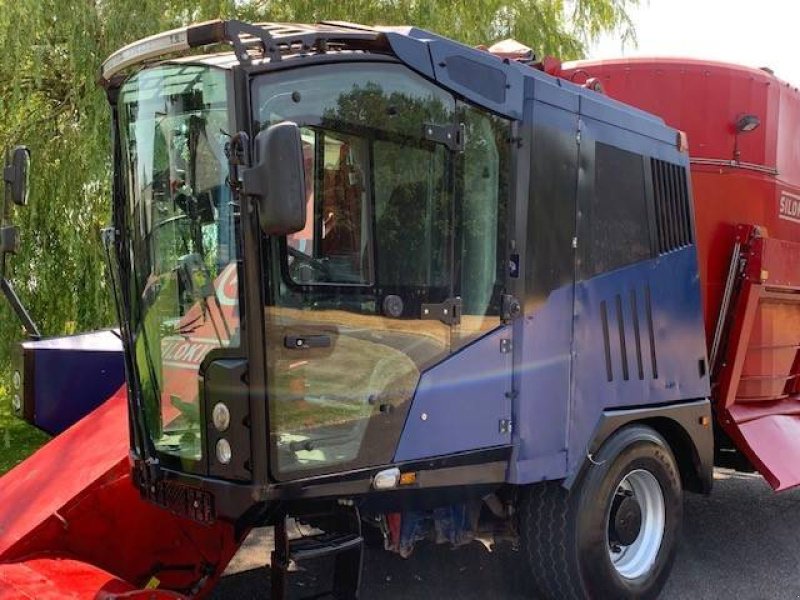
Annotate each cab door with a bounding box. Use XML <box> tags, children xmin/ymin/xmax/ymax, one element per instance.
<box><xmin>394</xmin><ymin>101</ymin><xmax>515</xmax><ymax>461</ymax></box>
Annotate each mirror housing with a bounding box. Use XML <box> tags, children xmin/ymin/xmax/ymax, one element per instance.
<box><xmin>243</xmin><ymin>122</ymin><xmax>306</xmax><ymax>235</ymax></box>
<box><xmin>4</xmin><ymin>146</ymin><xmax>30</xmax><ymax>207</ymax></box>
<box><xmin>0</xmin><ymin>226</ymin><xmax>19</xmax><ymax>255</ymax></box>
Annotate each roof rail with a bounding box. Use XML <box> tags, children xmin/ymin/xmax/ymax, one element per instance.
<box><xmin>100</xmin><ymin>20</ymin><xmax>383</xmax><ymax>85</ymax></box>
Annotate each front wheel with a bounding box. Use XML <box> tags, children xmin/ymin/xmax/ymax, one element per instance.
<box><xmin>517</xmin><ymin>425</ymin><xmax>682</xmax><ymax>599</ymax></box>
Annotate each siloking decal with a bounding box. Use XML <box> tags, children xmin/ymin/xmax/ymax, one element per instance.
<box><xmin>779</xmin><ymin>191</ymin><xmax>800</xmax><ymax>224</ymax></box>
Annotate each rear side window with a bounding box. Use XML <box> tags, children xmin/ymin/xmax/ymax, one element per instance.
<box><xmin>581</xmin><ymin>143</ymin><xmax>650</xmax><ymax>278</ymax></box>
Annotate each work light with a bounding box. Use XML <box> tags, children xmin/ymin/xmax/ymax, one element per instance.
<box><xmin>216</xmin><ymin>438</ymin><xmax>232</xmax><ymax>465</ymax></box>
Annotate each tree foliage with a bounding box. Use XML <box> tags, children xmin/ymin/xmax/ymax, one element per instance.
<box><xmin>0</xmin><ymin>0</ymin><xmax>636</xmax><ymax>378</ymax></box>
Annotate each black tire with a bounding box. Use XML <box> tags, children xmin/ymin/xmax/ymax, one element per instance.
<box><xmin>517</xmin><ymin>425</ymin><xmax>682</xmax><ymax>599</ymax></box>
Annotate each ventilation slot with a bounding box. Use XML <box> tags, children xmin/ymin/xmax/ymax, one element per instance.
<box><xmin>652</xmin><ymin>159</ymin><xmax>693</xmax><ymax>253</ymax></box>
<box><xmin>600</xmin><ymin>300</ymin><xmax>613</xmax><ymax>382</ymax></box>
<box><xmin>645</xmin><ymin>284</ymin><xmax>659</xmax><ymax>379</ymax></box>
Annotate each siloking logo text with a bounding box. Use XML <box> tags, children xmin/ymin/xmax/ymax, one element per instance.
<box><xmin>779</xmin><ymin>191</ymin><xmax>800</xmax><ymax>224</ymax></box>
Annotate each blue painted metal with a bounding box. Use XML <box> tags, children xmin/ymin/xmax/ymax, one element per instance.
<box><xmin>428</xmin><ymin>40</ymin><xmax>525</xmax><ymax>120</ymax></box>
<box><xmin>568</xmin><ymin>247</ymin><xmax>709</xmax><ymax>476</ymax></box>
<box><xmin>508</xmin><ymin>285</ymin><xmax>574</xmax><ymax>484</ymax></box>
<box><xmin>394</xmin><ymin>327</ymin><xmax>513</xmax><ymax>462</ymax></box>
<box><xmin>379</xmin><ymin>24</ymin><xmax>674</xmax><ymax>146</ymax></box>
<box><xmin>381</xmin><ymin>30</ymin><xmax>435</xmax><ymax>79</ymax></box>
<box><xmin>17</xmin><ymin>330</ymin><xmax>125</xmax><ymax>435</ymax></box>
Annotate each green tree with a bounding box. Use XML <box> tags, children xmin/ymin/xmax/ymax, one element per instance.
<box><xmin>240</xmin><ymin>0</ymin><xmax>637</xmax><ymax>58</ymax></box>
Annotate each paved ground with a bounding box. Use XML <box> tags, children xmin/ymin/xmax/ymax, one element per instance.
<box><xmin>213</xmin><ymin>469</ymin><xmax>800</xmax><ymax>599</ymax></box>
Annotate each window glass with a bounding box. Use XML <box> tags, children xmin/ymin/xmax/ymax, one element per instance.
<box><xmin>254</xmin><ymin>63</ymin><xmax>456</xmax><ymax>478</ymax></box>
<box><xmin>374</xmin><ymin>142</ymin><xmax>449</xmax><ymax>289</ymax></box>
<box><xmin>287</xmin><ymin>128</ymin><xmax>372</xmax><ymax>285</ymax></box>
<box><xmin>118</xmin><ymin>65</ymin><xmax>238</xmax><ymax>464</ymax></box>
<box><xmin>455</xmin><ymin>104</ymin><xmax>510</xmax><ymax>344</ymax></box>
<box><xmin>582</xmin><ymin>142</ymin><xmax>650</xmax><ymax>278</ymax></box>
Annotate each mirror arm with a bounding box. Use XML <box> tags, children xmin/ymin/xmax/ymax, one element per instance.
<box><xmin>0</xmin><ymin>277</ymin><xmax>40</xmax><ymax>340</ymax></box>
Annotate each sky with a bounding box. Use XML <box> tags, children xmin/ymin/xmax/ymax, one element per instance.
<box><xmin>590</xmin><ymin>0</ymin><xmax>800</xmax><ymax>87</ymax></box>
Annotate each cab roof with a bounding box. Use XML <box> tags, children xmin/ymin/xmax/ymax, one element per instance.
<box><xmin>103</xmin><ymin>19</ymin><xmax>678</xmax><ymax>148</ymax></box>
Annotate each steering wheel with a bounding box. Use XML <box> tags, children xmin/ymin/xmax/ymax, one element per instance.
<box><xmin>287</xmin><ymin>245</ymin><xmax>331</xmax><ymax>282</ymax></box>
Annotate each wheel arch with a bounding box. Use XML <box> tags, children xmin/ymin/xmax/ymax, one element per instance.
<box><xmin>563</xmin><ymin>399</ymin><xmax>714</xmax><ymax>494</ymax></box>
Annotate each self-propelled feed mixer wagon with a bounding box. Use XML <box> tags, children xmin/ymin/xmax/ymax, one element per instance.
<box><xmin>1</xmin><ymin>20</ymin><xmax>799</xmax><ymax>600</ymax></box>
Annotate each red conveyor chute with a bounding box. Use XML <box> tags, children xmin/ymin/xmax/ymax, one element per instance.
<box><xmin>714</xmin><ymin>228</ymin><xmax>800</xmax><ymax>490</ymax></box>
<box><xmin>0</xmin><ymin>388</ymin><xmax>243</xmax><ymax>598</ymax></box>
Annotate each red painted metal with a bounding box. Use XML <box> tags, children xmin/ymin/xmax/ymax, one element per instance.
<box><xmin>0</xmin><ymin>558</ymin><xmax>134</xmax><ymax>599</ymax></box>
<box><xmin>0</xmin><ymin>388</ymin><xmax>244</xmax><ymax>598</ymax></box>
<box><xmin>560</xmin><ymin>58</ymin><xmax>800</xmax><ymax>490</ymax></box>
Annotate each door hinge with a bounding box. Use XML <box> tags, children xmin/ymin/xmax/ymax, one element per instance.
<box><xmin>499</xmin><ymin>419</ymin><xmax>513</xmax><ymax>434</ymax></box>
<box><xmin>501</xmin><ymin>294</ymin><xmax>521</xmax><ymax>322</ymax></box>
<box><xmin>423</xmin><ymin>123</ymin><xmax>464</xmax><ymax>151</ymax></box>
<box><xmin>500</xmin><ymin>338</ymin><xmax>512</xmax><ymax>354</ymax></box>
<box><xmin>421</xmin><ymin>297</ymin><xmax>462</xmax><ymax>325</ymax></box>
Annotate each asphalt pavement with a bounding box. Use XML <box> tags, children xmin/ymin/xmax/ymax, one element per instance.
<box><xmin>213</xmin><ymin>468</ymin><xmax>800</xmax><ymax>599</ymax></box>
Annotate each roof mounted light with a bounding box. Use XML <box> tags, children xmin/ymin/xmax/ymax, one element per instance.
<box><xmin>101</xmin><ymin>25</ymin><xmax>191</xmax><ymax>83</ymax></box>
<box><xmin>736</xmin><ymin>114</ymin><xmax>761</xmax><ymax>133</ymax></box>
<box><xmin>100</xmin><ymin>20</ymin><xmax>265</xmax><ymax>85</ymax></box>
<box><xmin>100</xmin><ymin>20</ymin><xmax>383</xmax><ymax>86</ymax></box>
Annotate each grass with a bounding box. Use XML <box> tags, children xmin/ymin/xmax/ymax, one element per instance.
<box><xmin>0</xmin><ymin>385</ymin><xmax>50</xmax><ymax>476</ymax></box>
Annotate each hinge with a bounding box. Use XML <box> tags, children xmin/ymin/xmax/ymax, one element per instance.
<box><xmin>576</xmin><ymin>129</ymin><xmax>582</xmax><ymax>145</ymax></box>
<box><xmin>499</xmin><ymin>419</ymin><xmax>513</xmax><ymax>434</ymax></box>
<box><xmin>500</xmin><ymin>338</ymin><xmax>512</xmax><ymax>354</ymax></box>
<box><xmin>423</xmin><ymin>123</ymin><xmax>464</xmax><ymax>151</ymax></box>
<box><xmin>501</xmin><ymin>294</ymin><xmax>521</xmax><ymax>322</ymax></box>
<box><xmin>572</xmin><ymin>236</ymin><xmax>578</xmax><ymax>249</ymax></box>
<box><xmin>421</xmin><ymin>297</ymin><xmax>462</xmax><ymax>325</ymax></box>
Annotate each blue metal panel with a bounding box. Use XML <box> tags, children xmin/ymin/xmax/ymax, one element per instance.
<box><xmin>531</xmin><ymin>76</ymin><xmax>579</xmax><ymax>113</ymax></box>
<box><xmin>382</xmin><ymin>31</ymin><xmax>435</xmax><ymax>79</ymax></box>
<box><xmin>394</xmin><ymin>327</ymin><xmax>513</xmax><ymax>462</ymax></box>
<box><xmin>509</xmin><ymin>285</ymin><xmax>574</xmax><ymax>483</ymax></box>
<box><xmin>25</xmin><ymin>331</ymin><xmax>125</xmax><ymax>435</ymax></box>
<box><xmin>378</xmin><ymin>26</ymin><xmax>685</xmax><ymax>150</ymax></box>
<box><xmin>427</xmin><ymin>40</ymin><xmax>524</xmax><ymax>119</ymax></box>
<box><xmin>578</xmin><ymin>90</ymin><xmax>673</xmax><ymax>144</ymax></box>
<box><xmin>580</xmin><ymin>114</ymin><xmax>686</xmax><ymax>165</ymax></box>
<box><xmin>567</xmin><ymin>247</ymin><xmax>710</xmax><ymax>476</ymax></box>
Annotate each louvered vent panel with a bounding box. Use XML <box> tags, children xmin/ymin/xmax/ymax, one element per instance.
<box><xmin>652</xmin><ymin>159</ymin><xmax>693</xmax><ymax>253</ymax></box>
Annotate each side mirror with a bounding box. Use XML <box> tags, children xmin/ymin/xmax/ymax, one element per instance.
<box><xmin>243</xmin><ymin>122</ymin><xmax>306</xmax><ymax>235</ymax></box>
<box><xmin>4</xmin><ymin>146</ymin><xmax>30</xmax><ymax>207</ymax></box>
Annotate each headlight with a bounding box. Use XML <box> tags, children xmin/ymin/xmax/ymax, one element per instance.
<box><xmin>212</xmin><ymin>403</ymin><xmax>231</xmax><ymax>432</ymax></box>
<box><xmin>216</xmin><ymin>438</ymin><xmax>232</xmax><ymax>464</ymax></box>
<box><xmin>12</xmin><ymin>370</ymin><xmax>21</xmax><ymax>391</ymax></box>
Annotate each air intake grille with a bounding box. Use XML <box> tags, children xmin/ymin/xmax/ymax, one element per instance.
<box><xmin>652</xmin><ymin>159</ymin><xmax>693</xmax><ymax>253</ymax></box>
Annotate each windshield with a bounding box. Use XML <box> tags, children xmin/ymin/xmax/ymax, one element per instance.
<box><xmin>118</xmin><ymin>64</ymin><xmax>239</xmax><ymax>465</ymax></box>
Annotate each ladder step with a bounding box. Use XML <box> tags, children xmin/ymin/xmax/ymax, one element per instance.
<box><xmin>290</xmin><ymin>532</ymin><xmax>363</xmax><ymax>563</ymax></box>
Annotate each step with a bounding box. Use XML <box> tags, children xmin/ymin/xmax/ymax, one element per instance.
<box><xmin>290</xmin><ymin>532</ymin><xmax>363</xmax><ymax>562</ymax></box>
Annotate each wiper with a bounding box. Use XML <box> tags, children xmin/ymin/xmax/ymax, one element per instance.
<box><xmin>103</xmin><ymin>225</ymin><xmax>162</xmax><ymax>485</ymax></box>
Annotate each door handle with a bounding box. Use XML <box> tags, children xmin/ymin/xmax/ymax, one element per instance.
<box><xmin>284</xmin><ymin>334</ymin><xmax>332</xmax><ymax>350</ymax></box>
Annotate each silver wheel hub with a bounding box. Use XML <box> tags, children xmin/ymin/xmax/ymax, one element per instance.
<box><xmin>607</xmin><ymin>469</ymin><xmax>665</xmax><ymax>580</ymax></box>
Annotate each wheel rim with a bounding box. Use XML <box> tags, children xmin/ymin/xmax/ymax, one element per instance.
<box><xmin>607</xmin><ymin>469</ymin><xmax>665</xmax><ymax>580</ymax></box>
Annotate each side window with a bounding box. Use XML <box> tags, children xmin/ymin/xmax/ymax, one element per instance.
<box><xmin>455</xmin><ymin>103</ymin><xmax>510</xmax><ymax>345</ymax></box>
<box><xmin>287</xmin><ymin>128</ymin><xmax>372</xmax><ymax>285</ymax></box>
<box><xmin>580</xmin><ymin>142</ymin><xmax>650</xmax><ymax>278</ymax></box>
<box><xmin>373</xmin><ymin>142</ymin><xmax>450</xmax><ymax>291</ymax></box>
